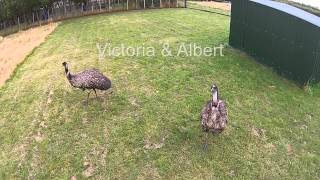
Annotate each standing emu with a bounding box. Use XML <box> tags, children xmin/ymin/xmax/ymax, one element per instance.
<box><xmin>200</xmin><ymin>83</ymin><xmax>228</xmax><ymax>149</ymax></box>
<box><xmin>62</xmin><ymin>62</ymin><xmax>112</xmax><ymax>103</ymax></box>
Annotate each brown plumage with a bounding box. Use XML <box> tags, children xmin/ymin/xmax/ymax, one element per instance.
<box><xmin>62</xmin><ymin>62</ymin><xmax>112</xmax><ymax>103</ymax></box>
<box><xmin>201</xmin><ymin>83</ymin><xmax>228</xmax><ymax>149</ymax></box>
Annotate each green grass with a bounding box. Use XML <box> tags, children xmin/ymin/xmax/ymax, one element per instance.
<box><xmin>0</xmin><ymin>9</ymin><xmax>319</xmax><ymax>179</ymax></box>
<box><xmin>276</xmin><ymin>0</ymin><xmax>320</xmax><ymax>16</ymax></box>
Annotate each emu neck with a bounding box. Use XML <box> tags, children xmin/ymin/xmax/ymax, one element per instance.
<box><xmin>64</xmin><ymin>66</ymin><xmax>72</xmax><ymax>80</ymax></box>
<box><xmin>212</xmin><ymin>91</ymin><xmax>219</xmax><ymax>106</ymax></box>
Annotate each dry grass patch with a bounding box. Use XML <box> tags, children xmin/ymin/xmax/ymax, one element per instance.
<box><xmin>0</xmin><ymin>23</ymin><xmax>58</xmax><ymax>86</ymax></box>
<box><xmin>192</xmin><ymin>1</ymin><xmax>231</xmax><ymax>11</ymax></box>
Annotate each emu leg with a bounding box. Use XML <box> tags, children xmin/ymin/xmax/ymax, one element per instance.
<box><xmin>93</xmin><ymin>89</ymin><xmax>98</xmax><ymax>98</ymax></box>
<box><xmin>86</xmin><ymin>91</ymin><xmax>91</xmax><ymax>104</ymax></box>
<box><xmin>203</xmin><ymin>132</ymin><xmax>209</xmax><ymax>151</ymax></box>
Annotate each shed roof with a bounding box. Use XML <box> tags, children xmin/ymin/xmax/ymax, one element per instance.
<box><xmin>251</xmin><ymin>0</ymin><xmax>320</xmax><ymax>27</ymax></box>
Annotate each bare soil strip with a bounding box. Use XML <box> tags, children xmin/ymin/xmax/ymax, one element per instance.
<box><xmin>0</xmin><ymin>23</ymin><xmax>58</xmax><ymax>87</ymax></box>
<box><xmin>192</xmin><ymin>1</ymin><xmax>231</xmax><ymax>11</ymax></box>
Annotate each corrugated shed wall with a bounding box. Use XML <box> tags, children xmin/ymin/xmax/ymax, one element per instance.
<box><xmin>229</xmin><ymin>0</ymin><xmax>320</xmax><ymax>84</ymax></box>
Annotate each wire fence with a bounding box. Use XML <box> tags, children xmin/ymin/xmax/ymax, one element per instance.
<box><xmin>0</xmin><ymin>0</ymin><xmax>186</xmax><ymax>37</ymax></box>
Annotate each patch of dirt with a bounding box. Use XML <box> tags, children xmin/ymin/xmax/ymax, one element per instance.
<box><xmin>82</xmin><ymin>146</ymin><xmax>108</xmax><ymax>178</ymax></box>
<box><xmin>227</xmin><ymin>170</ymin><xmax>235</xmax><ymax>177</ymax></box>
<box><xmin>82</xmin><ymin>161</ymin><xmax>95</xmax><ymax>177</ymax></box>
<box><xmin>264</xmin><ymin>143</ymin><xmax>276</xmax><ymax>150</ymax></box>
<box><xmin>144</xmin><ymin>136</ymin><xmax>167</xmax><ymax>150</ymax></box>
<box><xmin>287</xmin><ymin>144</ymin><xmax>294</xmax><ymax>155</ymax></box>
<box><xmin>40</xmin><ymin>121</ymin><xmax>47</xmax><ymax>128</ymax></box>
<box><xmin>251</xmin><ymin>126</ymin><xmax>266</xmax><ymax>138</ymax></box>
<box><xmin>144</xmin><ymin>141</ymin><xmax>165</xmax><ymax>150</ymax></box>
<box><xmin>34</xmin><ymin>131</ymin><xmax>45</xmax><ymax>142</ymax></box>
<box><xmin>264</xmin><ymin>143</ymin><xmax>277</xmax><ymax>154</ymax></box>
<box><xmin>137</xmin><ymin>164</ymin><xmax>161</xmax><ymax>179</ymax></box>
<box><xmin>0</xmin><ymin>23</ymin><xmax>58</xmax><ymax>87</ymax></box>
<box><xmin>193</xmin><ymin>1</ymin><xmax>231</xmax><ymax>11</ymax></box>
<box><xmin>305</xmin><ymin>113</ymin><xmax>313</xmax><ymax>121</ymax></box>
<box><xmin>46</xmin><ymin>90</ymin><xmax>54</xmax><ymax>105</ymax></box>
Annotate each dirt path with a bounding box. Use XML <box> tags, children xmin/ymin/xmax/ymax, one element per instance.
<box><xmin>192</xmin><ymin>1</ymin><xmax>231</xmax><ymax>11</ymax></box>
<box><xmin>0</xmin><ymin>23</ymin><xmax>58</xmax><ymax>87</ymax></box>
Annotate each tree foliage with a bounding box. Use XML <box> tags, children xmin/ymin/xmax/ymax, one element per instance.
<box><xmin>0</xmin><ymin>0</ymin><xmax>87</xmax><ymax>23</ymax></box>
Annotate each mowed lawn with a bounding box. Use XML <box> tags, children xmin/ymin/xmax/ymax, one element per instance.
<box><xmin>0</xmin><ymin>9</ymin><xmax>319</xmax><ymax>179</ymax></box>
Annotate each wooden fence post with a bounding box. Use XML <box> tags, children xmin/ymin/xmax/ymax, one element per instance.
<box><xmin>64</xmin><ymin>1</ymin><xmax>67</xmax><ymax>15</ymax></box>
<box><xmin>32</xmin><ymin>13</ymin><xmax>35</xmax><ymax>23</ymax></box>
<box><xmin>52</xmin><ymin>7</ymin><xmax>54</xmax><ymax>19</ymax></box>
<box><xmin>36</xmin><ymin>10</ymin><xmax>41</xmax><ymax>26</ymax></box>
<box><xmin>127</xmin><ymin>0</ymin><xmax>129</xmax><ymax>10</ymax></box>
<box><xmin>17</xmin><ymin>17</ymin><xmax>20</xmax><ymax>30</ymax></box>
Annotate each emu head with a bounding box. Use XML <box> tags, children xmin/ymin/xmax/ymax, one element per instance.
<box><xmin>211</xmin><ymin>83</ymin><xmax>219</xmax><ymax>106</ymax></box>
<box><xmin>62</xmin><ymin>62</ymin><xmax>68</xmax><ymax>72</ymax></box>
<box><xmin>62</xmin><ymin>61</ymin><xmax>67</xmax><ymax>68</ymax></box>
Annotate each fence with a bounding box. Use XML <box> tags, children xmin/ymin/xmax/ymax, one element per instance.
<box><xmin>0</xmin><ymin>0</ymin><xmax>186</xmax><ymax>37</ymax></box>
<box><xmin>229</xmin><ymin>0</ymin><xmax>320</xmax><ymax>84</ymax></box>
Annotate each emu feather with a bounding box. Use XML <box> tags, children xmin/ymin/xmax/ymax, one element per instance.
<box><xmin>200</xmin><ymin>83</ymin><xmax>228</xmax><ymax>149</ymax></box>
<box><xmin>62</xmin><ymin>62</ymin><xmax>112</xmax><ymax>103</ymax></box>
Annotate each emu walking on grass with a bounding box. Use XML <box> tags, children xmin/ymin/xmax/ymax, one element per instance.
<box><xmin>201</xmin><ymin>83</ymin><xmax>228</xmax><ymax>149</ymax></box>
<box><xmin>62</xmin><ymin>62</ymin><xmax>112</xmax><ymax>103</ymax></box>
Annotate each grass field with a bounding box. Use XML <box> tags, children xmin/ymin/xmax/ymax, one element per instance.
<box><xmin>0</xmin><ymin>9</ymin><xmax>319</xmax><ymax>179</ymax></box>
<box><xmin>276</xmin><ymin>0</ymin><xmax>320</xmax><ymax>16</ymax></box>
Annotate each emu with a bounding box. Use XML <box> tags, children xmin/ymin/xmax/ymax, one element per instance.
<box><xmin>62</xmin><ymin>62</ymin><xmax>112</xmax><ymax>103</ymax></box>
<box><xmin>200</xmin><ymin>83</ymin><xmax>228</xmax><ymax>149</ymax></box>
